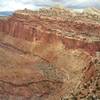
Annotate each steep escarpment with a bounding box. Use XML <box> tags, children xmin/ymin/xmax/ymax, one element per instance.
<box><xmin>0</xmin><ymin>12</ymin><xmax>100</xmax><ymax>56</ymax></box>
<box><xmin>1</xmin><ymin>12</ymin><xmax>100</xmax><ymax>37</ymax></box>
<box><xmin>0</xmin><ymin>8</ymin><xmax>100</xmax><ymax>99</ymax></box>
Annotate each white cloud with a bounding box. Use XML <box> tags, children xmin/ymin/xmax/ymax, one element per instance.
<box><xmin>0</xmin><ymin>0</ymin><xmax>38</xmax><ymax>11</ymax></box>
<box><xmin>0</xmin><ymin>0</ymin><xmax>100</xmax><ymax>11</ymax></box>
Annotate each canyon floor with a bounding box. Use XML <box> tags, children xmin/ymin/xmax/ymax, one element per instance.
<box><xmin>0</xmin><ymin>7</ymin><xmax>100</xmax><ymax>100</ymax></box>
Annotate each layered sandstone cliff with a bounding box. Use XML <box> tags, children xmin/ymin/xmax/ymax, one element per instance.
<box><xmin>0</xmin><ymin>10</ymin><xmax>100</xmax><ymax>56</ymax></box>
<box><xmin>0</xmin><ymin>8</ymin><xmax>100</xmax><ymax>99</ymax></box>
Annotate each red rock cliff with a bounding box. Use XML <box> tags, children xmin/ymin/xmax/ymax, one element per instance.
<box><xmin>0</xmin><ymin>13</ymin><xmax>100</xmax><ymax>56</ymax></box>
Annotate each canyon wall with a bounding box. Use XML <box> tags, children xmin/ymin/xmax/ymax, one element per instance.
<box><xmin>0</xmin><ymin>13</ymin><xmax>100</xmax><ymax>56</ymax></box>
<box><xmin>0</xmin><ymin>9</ymin><xmax>100</xmax><ymax>99</ymax></box>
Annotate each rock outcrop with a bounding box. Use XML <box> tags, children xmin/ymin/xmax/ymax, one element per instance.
<box><xmin>0</xmin><ymin>8</ymin><xmax>100</xmax><ymax>99</ymax></box>
<box><xmin>0</xmin><ymin>11</ymin><xmax>100</xmax><ymax>56</ymax></box>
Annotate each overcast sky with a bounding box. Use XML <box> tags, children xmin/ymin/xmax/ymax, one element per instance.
<box><xmin>0</xmin><ymin>0</ymin><xmax>100</xmax><ymax>11</ymax></box>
